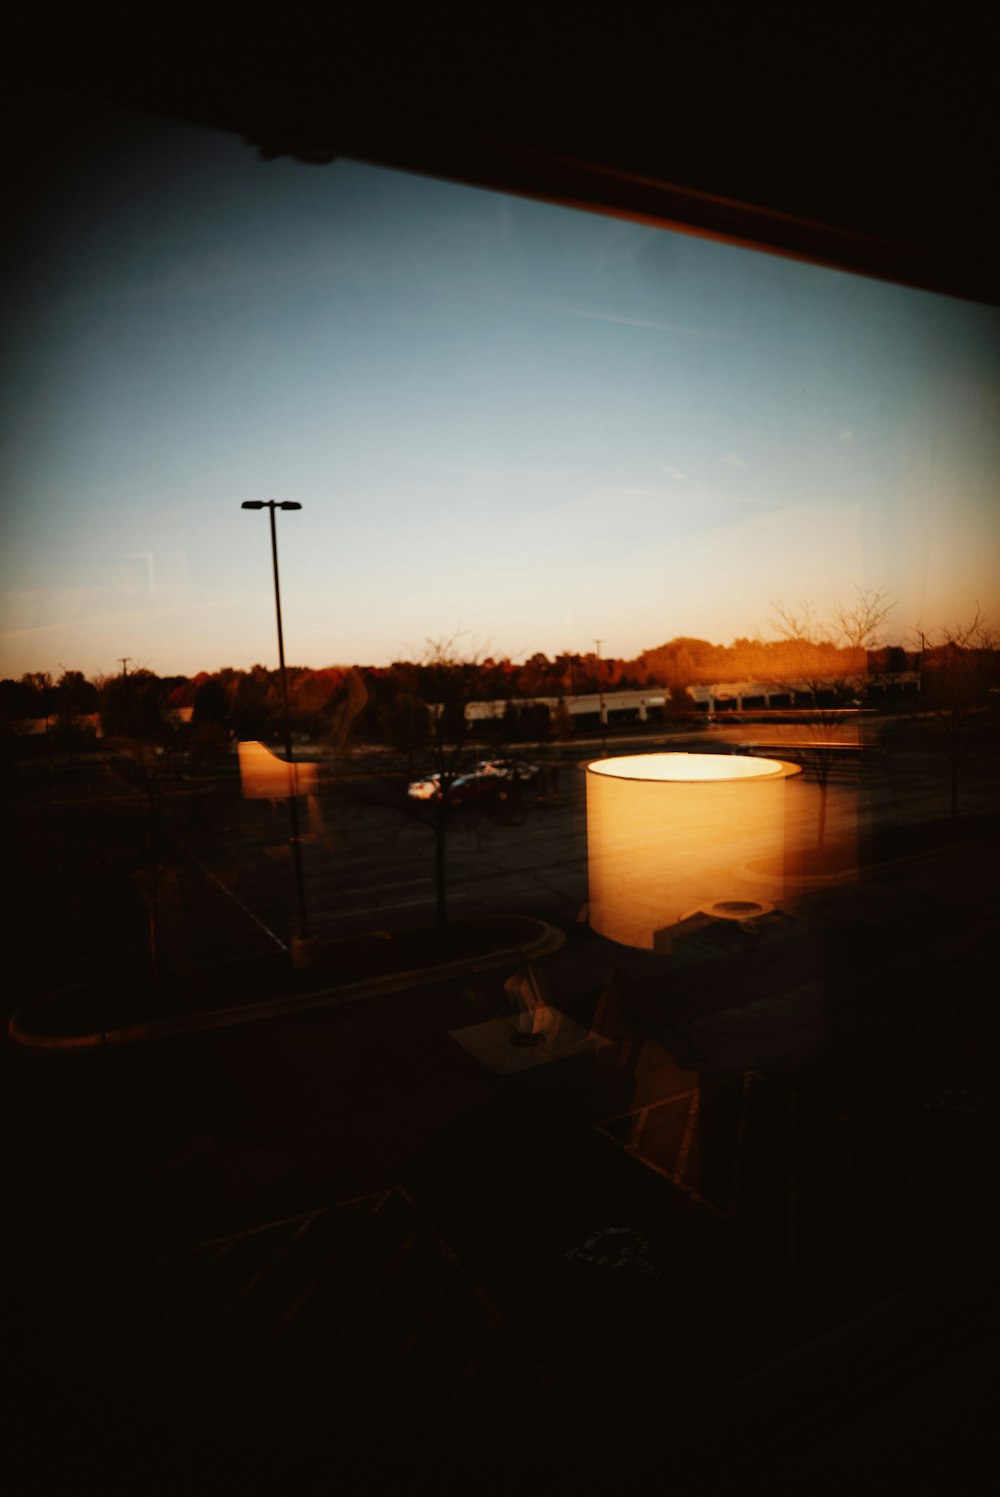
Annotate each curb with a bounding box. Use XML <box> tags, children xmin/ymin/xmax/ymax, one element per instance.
<box><xmin>8</xmin><ymin>919</ymin><xmax>566</xmax><ymax>1051</ymax></box>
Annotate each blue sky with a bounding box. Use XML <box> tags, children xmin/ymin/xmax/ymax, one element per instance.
<box><xmin>2</xmin><ymin>101</ymin><xmax>999</xmax><ymax>678</ymax></box>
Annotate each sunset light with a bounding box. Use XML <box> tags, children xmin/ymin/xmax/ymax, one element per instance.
<box><xmin>3</xmin><ymin>100</ymin><xmax>999</xmax><ymax>680</ymax></box>
<box><xmin>7</xmin><ymin>27</ymin><xmax>998</xmax><ymax>1497</ymax></box>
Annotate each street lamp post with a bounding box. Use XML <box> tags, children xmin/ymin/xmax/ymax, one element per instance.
<box><xmin>241</xmin><ymin>499</ymin><xmax>313</xmax><ymax>962</ymax></box>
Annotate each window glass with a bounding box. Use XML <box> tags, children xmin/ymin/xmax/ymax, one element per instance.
<box><xmin>4</xmin><ymin>95</ymin><xmax>998</xmax><ymax>1495</ymax></box>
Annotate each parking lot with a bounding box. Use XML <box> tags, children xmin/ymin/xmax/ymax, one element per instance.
<box><xmin>3</xmin><ymin>723</ymin><xmax>999</xmax><ymax>1494</ymax></box>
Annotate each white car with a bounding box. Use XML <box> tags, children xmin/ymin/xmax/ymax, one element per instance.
<box><xmin>407</xmin><ymin>773</ymin><xmax>442</xmax><ymax>801</ymax></box>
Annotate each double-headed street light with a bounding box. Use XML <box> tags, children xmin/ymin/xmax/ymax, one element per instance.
<box><xmin>241</xmin><ymin>499</ymin><xmax>312</xmax><ymax>960</ymax></box>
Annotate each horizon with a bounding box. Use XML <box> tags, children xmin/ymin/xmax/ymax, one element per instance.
<box><xmin>3</xmin><ymin>98</ymin><xmax>999</xmax><ymax>681</ymax></box>
<box><xmin>8</xmin><ymin>629</ymin><xmax>926</xmax><ymax>693</ymax></box>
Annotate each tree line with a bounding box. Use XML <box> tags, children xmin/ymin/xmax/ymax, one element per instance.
<box><xmin>2</xmin><ymin>600</ymin><xmax>995</xmax><ymax>772</ymax></box>
<box><xmin>0</xmin><ymin>636</ymin><xmax>974</xmax><ymax>732</ymax></box>
<box><xmin>0</xmin><ymin>641</ymin><xmax>889</xmax><ymax>750</ymax></box>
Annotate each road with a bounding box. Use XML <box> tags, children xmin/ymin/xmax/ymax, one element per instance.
<box><xmin>198</xmin><ymin>758</ymin><xmax>592</xmax><ymax>945</ymax></box>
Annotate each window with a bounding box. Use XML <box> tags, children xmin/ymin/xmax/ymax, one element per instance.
<box><xmin>4</xmin><ymin>89</ymin><xmax>998</xmax><ymax>1496</ymax></box>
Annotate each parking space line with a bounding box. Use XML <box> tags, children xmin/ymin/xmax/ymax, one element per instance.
<box><xmin>184</xmin><ymin>1211</ymin><xmax>321</xmax><ymax>1361</ymax></box>
<box><xmin>194</xmin><ymin>858</ymin><xmax>288</xmax><ymax>951</ymax></box>
<box><xmin>265</xmin><ymin>1233</ymin><xmax>420</xmax><ymax>1438</ymax></box>
<box><xmin>674</xmin><ymin>1092</ymin><xmax>700</xmax><ymax>1185</ymax></box>
<box><xmin>630</xmin><ymin>1107</ymin><xmax>650</xmax><ymax>1150</ymax></box>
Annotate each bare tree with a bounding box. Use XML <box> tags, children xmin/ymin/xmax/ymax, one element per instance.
<box><xmin>831</xmin><ymin>586</ymin><xmax>896</xmax><ymax>656</ymax></box>
<box><xmin>770</xmin><ymin>587</ymin><xmax>894</xmax><ymax>702</ymax></box>
<box><xmin>416</xmin><ymin>637</ymin><xmax>493</xmax><ymax>929</ymax></box>
<box><xmin>768</xmin><ymin>587</ymin><xmax>894</xmax><ymax>848</ymax></box>
<box><xmin>915</xmin><ymin>606</ymin><xmax>998</xmax><ymax>818</ymax></box>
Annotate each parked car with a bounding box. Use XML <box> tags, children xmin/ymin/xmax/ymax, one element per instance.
<box><xmin>480</xmin><ymin>758</ymin><xmax>539</xmax><ymax>785</ymax></box>
<box><xmin>447</xmin><ymin>770</ymin><xmax>511</xmax><ymax>805</ymax></box>
<box><xmin>406</xmin><ymin>759</ymin><xmax>541</xmax><ymax>805</ymax></box>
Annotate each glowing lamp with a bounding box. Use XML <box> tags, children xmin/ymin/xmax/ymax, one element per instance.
<box><xmin>586</xmin><ymin>752</ymin><xmax>800</xmax><ymax>949</ymax></box>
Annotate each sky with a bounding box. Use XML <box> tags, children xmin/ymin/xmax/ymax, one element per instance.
<box><xmin>2</xmin><ymin>98</ymin><xmax>999</xmax><ymax>680</ymax></box>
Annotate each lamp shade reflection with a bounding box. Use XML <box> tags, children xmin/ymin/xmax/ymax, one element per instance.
<box><xmin>237</xmin><ymin>740</ymin><xmax>317</xmax><ymax>799</ymax></box>
<box><xmin>586</xmin><ymin>753</ymin><xmax>800</xmax><ymax>949</ymax></box>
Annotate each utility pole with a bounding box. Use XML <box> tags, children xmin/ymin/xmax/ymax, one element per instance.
<box><xmin>116</xmin><ymin>657</ymin><xmax>135</xmax><ymax>746</ymax></box>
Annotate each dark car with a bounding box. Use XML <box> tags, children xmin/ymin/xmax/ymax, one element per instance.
<box><xmin>446</xmin><ymin>770</ymin><xmax>512</xmax><ymax>805</ymax></box>
<box><xmin>480</xmin><ymin>758</ymin><xmax>539</xmax><ymax>786</ymax></box>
